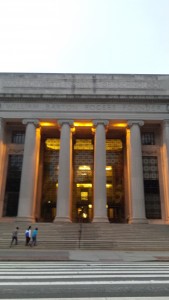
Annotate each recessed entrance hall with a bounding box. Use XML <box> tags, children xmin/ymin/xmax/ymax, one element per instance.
<box><xmin>39</xmin><ymin>122</ymin><xmax>125</xmax><ymax>223</ymax></box>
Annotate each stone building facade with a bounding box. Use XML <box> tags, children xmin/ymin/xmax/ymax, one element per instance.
<box><xmin>0</xmin><ymin>73</ymin><xmax>169</xmax><ymax>224</ymax></box>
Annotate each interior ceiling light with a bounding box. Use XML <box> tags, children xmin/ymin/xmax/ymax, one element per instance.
<box><xmin>106</xmin><ymin>184</ymin><xmax>112</xmax><ymax>188</ymax></box>
<box><xmin>78</xmin><ymin>165</ymin><xmax>91</xmax><ymax>170</ymax></box>
<box><xmin>45</xmin><ymin>139</ymin><xmax>60</xmax><ymax>150</ymax></box>
<box><xmin>40</xmin><ymin>122</ymin><xmax>56</xmax><ymax>127</ymax></box>
<box><xmin>76</xmin><ymin>183</ymin><xmax>92</xmax><ymax>188</ymax></box>
<box><xmin>112</xmin><ymin>123</ymin><xmax>127</xmax><ymax>128</ymax></box>
<box><xmin>106</xmin><ymin>166</ymin><xmax>112</xmax><ymax>170</ymax></box>
<box><xmin>73</xmin><ymin>122</ymin><xmax>93</xmax><ymax>127</ymax></box>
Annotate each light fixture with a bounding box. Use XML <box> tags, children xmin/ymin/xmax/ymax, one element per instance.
<box><xmin>112</xmin><ymin>123</ymin><xmax>127</xmax><ymax>128</ymax></box>
<box><xmin>74</xmin><ymin>122</ymin><xmax>93</xmax><ymax>127</ymax></box>
<box><xmin>45</xmin><ymin>139</ymin><xmax>60</xmax><ymax>150</ymax></box>
<box><xmin>76</xmin><ymin>183</ymin><xmax>92</xmax><ymax>188</ymax></box>
<box><xmin>74</xmin><ymin>139</ymin><xmax>94</xmax><ymax>150</ymax></box>
<box><xmin>40</xmin><ymin>122</ymin><xmax>56</xmax><ymax>127</ymax></box>
<box><xmin>106</xmin><ymin>166</ymin><xmax>112</xmax><ymax>170</ymax></box>
<box><xmin>79</xmin><ymin>165</ymin><xmax>91</xmax><ymax>171</ymax></box>
<box><xmin>82</xmin><ymin>213</ymin><xmax>88</xmax><ymax>218</ymax></box>
<box><xmin>106</xmin><ymin>184</ymin><xmax>112</xmax><ymax>188</ymax></box>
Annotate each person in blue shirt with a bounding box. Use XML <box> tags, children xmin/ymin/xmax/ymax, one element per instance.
<box><xmin>31</xmin><ymin>228</ymin><xmax>38</xmax><ymax>246</ymax></box>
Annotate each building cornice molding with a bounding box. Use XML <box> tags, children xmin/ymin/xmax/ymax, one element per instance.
<box><xmin>0</xmin><ymin>94</ymin><xmax>169</xmax><ymax>103</ymax></box>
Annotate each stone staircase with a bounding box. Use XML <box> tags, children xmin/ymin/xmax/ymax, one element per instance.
<box><xmin>1</xmin><ymin>221</ymin><xmax>169</xmax><ymax>250</ymax></box>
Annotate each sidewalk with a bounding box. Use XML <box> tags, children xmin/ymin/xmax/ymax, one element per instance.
<box><xmin>1</xmin><ymin>249</ymin><xmax>169</xmax><ymax>262</ymax></box>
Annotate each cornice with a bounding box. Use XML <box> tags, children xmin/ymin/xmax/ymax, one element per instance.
<box><xmin>0</xmin><ymin>94</ymin><xmax>169</xmax><ymax>103</ymax></box>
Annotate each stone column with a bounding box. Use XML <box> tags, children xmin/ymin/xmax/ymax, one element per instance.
<box><xmin>0</xmin><ymin>118</ymin><xmax>6</xmax><ymax>217</ymax></box>
<box><xmin>93</xmin><ymin>120</ymin><xmax>108</xmax><ymax>222</ymax></box>
<box><xmin>54</xmin><ymin>120</ymin><xmax>73</xmax><ymax>222</ymax></box>
<box><xmin>127</xmin><ymin>121</ymin><xmax>147</xmax><ymax>223</ymax></box>
<box><xmin>17</xmin><ymin>119</ymin><xmax>40</xmax><ymax>222</ymax></box>
<box><xmin>161</xmin><ymin>120</ymin><xmax>169</xmax><ymax>223</ymax></box>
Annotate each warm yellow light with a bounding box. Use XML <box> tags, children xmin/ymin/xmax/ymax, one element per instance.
<box><xmin>76</xmin><ymin>183</ymin><xmax>92</xmax><ymax>188</ymax></box>
<box><xmin>82</xmin><ymin>213</ymin><xmax>88</xmax><ymax>218</ymax></box>
<box><xmin>74</xmin><ymin>122</ymin><xmax>93</xmax><ymax>127</ymax></box>
<box><xmin>74</xmin><ymin>139</ymin><xmax>94</xmax><ymax>150</ymax></box>
<box><xmin>79</xmin><ymin>165</ymin><xmax>91</xmax><ymax>171</ymax></box>
<box><xmin>45</xmin><ymin>139</ymin><xmax>60</xmax><ymax>150</ymax></box>
<box><xmin>71</xmin><ymin>127</ymin><xmax>76</xmax><ymax>133</ymax></box>
<box><xmin>112</xmin><ymin>123</ymin><xmax>127</xmax><ymax>128</ymax></box>
<box><xmin>106</xmin><ymin>166</ymin><xmax>112</xmax><ymax>170</ymax></box>
<box><xmin>40</xmin><ymin>122</ymin><xmax>56</xmax><ymax>127</ymax></box>
<box><xmin>88</xmin><ymin>204</ymin><xmax>92</xmax><ymax>208</ymax></box>
<box><xmin>106</xmin><ymin>184</ymin><xmax>112</xmax><ymax>188</ymax></box>
<box><xmin>106</xmin><ymin>139</ymin><xmax>123</xmax><ymax>150</ymax></box>
<box><xmin>106</xmin><ymin>204</ymin><xmax>108</xmax><ymax>208</ymax></box>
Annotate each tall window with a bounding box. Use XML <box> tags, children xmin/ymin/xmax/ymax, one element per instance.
<box><xmin>143</xmin><ymin>156</ymin><xmax>161</xmax><ymax>219</ymax></box>
<box><xmin>141</xmin><ymin>132</ymin><xmax>155</xmax><ymax>145</ymax></box>
<box><xmin>12</xmin><ymin>131</ymin><xmax>25</xmax><ymax>144</ymax></box>
<box><xmin>3</xmin><ymin>155</ymin><xmax>23</xmax><ymax>216</ymax></box>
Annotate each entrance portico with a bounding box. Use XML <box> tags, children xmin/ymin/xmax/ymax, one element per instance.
<box><xmin>0</xmin><ymin>73</ymin><xmax>168</xmax><ymax>224</ymax></box>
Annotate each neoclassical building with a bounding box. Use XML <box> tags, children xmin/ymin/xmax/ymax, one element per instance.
<box><xmin>0</xmin><ymin>73</ymin><xmax>169</xmax><ymax>224</ymax></box>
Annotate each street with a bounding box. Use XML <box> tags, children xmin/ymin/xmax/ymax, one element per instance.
<box><xmin>0</xmin><ymin>261</ymin><xmax>169</xmax><ymax>299</ymax></box>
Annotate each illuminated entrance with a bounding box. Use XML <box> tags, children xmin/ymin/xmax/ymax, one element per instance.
<box><xmin>72</xmin><ymin>139</ymin><xmax>94</xmax><ymax>222</ymax></box>
<box><xmin>41</xmin><ymin>138</ymin><xmax>59</xmax><ymax>221</ymax></box>
<box><xmin>106</xmin><ymin>139</ymin><xmax>124</xmax><ymax>222</ymax></box>
<box><xmin>72</xmin><ymin>136</ymin><xmax>124</xmax><ymax>223</ymax></box>
<box><xmin>41</xmin><ymin>135</ymin><xmax>124</xmax><ymax>223</ymax></box>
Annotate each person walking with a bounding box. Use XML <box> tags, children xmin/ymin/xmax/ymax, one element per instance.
<box><xmin>10</xmin><ymin>227</ymin><xmax>19</xmax><ymax>247</ymax></box>
<box><xmin>25</xmin><ymin>226</ymin><xmax>31</xmax><ymax>246</ymax></box>
<box><xmin>31</xmin><ymin>228</ymin><xmax>38</xmax><ymax>246</ymax></box>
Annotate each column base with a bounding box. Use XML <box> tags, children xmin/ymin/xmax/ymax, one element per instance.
<box><xmin>129</xmin><ymin>218</ymin><xmax>148</xmax><ymax>224</ymax></box>
<box><xmin>93</xmin><ymin>216</ymin><xmax>109</xmax><ymax>223</ymax></box>
<box><xmin>53</xmin><ymin>216</ymin><xmax>71</xmax><ymax>223</ymax></box>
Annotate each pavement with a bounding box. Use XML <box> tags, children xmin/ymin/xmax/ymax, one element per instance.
<box><xmin>1</xmin><ymin>248</ymin><xmax>169</xmax><ymax>262</ymax></box>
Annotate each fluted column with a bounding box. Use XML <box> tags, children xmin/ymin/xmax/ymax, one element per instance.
<box><xmin>17</xmin><ymin>119</ymin><xmax>40</xmax><ymax>222</ymax></box>
<box><xmin>0</xmin><ymin>118</ymin><xmax>6</xmax><ymax>217</ymax></box>
<box><xmin>127</xmin><ymin>121</ymin><xmax>147</xmax><ymax>223</ymax></box>
<box><xmin>54</xmin><ymin>120</ymin><xmax>73</xmax><ymax>222</ymax></box>
<box><xmin>93</xmin><ymin>120</ymin><xmax>108</xmax><ymax>222</ymax></box>
<box><xmin>162</xmin><ymin>120</ymin><xmax>169</xmax><ymax>223</ymax></box>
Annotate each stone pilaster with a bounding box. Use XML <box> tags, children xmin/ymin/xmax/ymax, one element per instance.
<box><xmin>127</xmin><ymin>120</ymin><xmax>147</xmax><ymax>223</ymax></box>
<box><xmin>0</xmin><ymin>118</ymin><xmax>6</xmax><ymax>217</ymax></box>
<box><xmin>93</xmin><ymin>120</ymin><xmax>108</xmax><ymax>222</ymax></box>
<box><xmin>17</xmin><ymin>119</ymin><xmax>40</xmax><ymax>222</ymax></box>
<box><xmin>54</xmin><ymin>120</ymin><xmax>73</xmax><ymax>222</ymax></box>
<box><xmin>161</xmin><ymin>120</ymin><xmax>169</xmax><ymax>223</ymax></box>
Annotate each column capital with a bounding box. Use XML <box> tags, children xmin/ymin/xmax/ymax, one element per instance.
<box><xmin>93</xmin><ymin>120</ymin><xmax>109</xmax><ymax>127</ymax></box>
<box><xmin>127</xmin><ymin>120</ymin><xmax>144</xmax><ymax>128</ymax></box>
<box><xmin>22</xmin><ymin>119</ymin><xmax>39</xmax><ymax>127</ymax></box>
<box><xmin>58</xmin><ymin>120</ymin><xmax>74</xmax><ymax>127</ymax></box>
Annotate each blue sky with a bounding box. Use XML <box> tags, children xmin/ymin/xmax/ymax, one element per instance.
<box><xmin>0</xmin><ymin>0</ymin><xmax>169</xmax><ymax>74</ymax></box>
